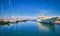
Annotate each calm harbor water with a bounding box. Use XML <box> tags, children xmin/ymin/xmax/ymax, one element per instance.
<box><xmin>0</xmin><ymin>21</ymin><xmax>60</xmax><ymax>36</ymax></box>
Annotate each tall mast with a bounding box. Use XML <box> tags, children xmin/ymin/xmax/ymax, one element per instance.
<box><xmin>8</xmin><ymin>0</ymin><xmax>14</xmax><ymax>18</ymax></box>
<box><xmin>8</xmin><ymin>0</ymin><xmax>13</xmax><ymax>18</ymax></box>
<box><xmin>1</xmin><ymin>0</ymin><xmax>4</xmax><ymax>18</ymax></box>
<box><xmin>8</xmin><ymin>0</ymin><xmax>10</xmax><ymax>18</ymax></box>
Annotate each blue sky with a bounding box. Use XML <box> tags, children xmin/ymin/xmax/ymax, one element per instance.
<box><xmin>0</xmin><ymin>0</ymin><xmax>60</xmax><ymax>17</ymax></box>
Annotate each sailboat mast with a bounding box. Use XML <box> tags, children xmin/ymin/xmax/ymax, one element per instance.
<box><xmin>1</xmin><ymin>0</ymin><xmax>4</xmax><ymax>18</ymax></box>
<box><xmin>8</xmin><ymin>0</ymin><xmax>10</xmax><ymax>18</ymax></box>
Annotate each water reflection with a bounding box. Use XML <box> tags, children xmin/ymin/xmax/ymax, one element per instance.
<box><xmin>0</xmin><ymin>21</ymin><xmax>60</xmax><ymax>36</ymax></box>
<box><xmin>37</xmin><ymin>22</ymin><xmax>55</xmax><ymax>31</ymax></box>
<box><xmin>0</xmin><ymin>21</ymin><xmax>56</xmax><ymax>32</ymax></box>
<box><xmin>0</xmin><ymin>21</ymin><xmax>27</xmax><ymax>26</ymax></box>
<box><xmin>0</xmin><ymin>21</ymin><xmax>57</xmax><ymax>32</ymax></box>
<box><xmin>37</xmin><ymin>22</ymin><xmax>58</xmax><ymax>36</ymax></box>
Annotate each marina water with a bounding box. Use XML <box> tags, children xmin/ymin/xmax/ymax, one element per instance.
<box><xmin>0</xmin><ymin>21</ymin><xmax>60</xmax><ymax>36</ymax></box>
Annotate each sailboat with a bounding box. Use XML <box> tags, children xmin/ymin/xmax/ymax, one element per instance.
<box><xmin>0</xmin><ymin>0</ymin><xmax>13</xmax><ymax>25</ymax></box>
